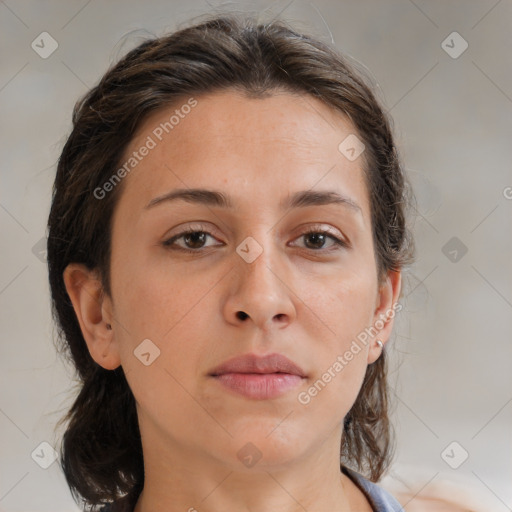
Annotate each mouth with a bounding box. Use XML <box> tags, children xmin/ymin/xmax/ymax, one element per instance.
<box><xmin>210</xmin><ymin>372</ymin><xmax>305</xmax><ymax>400</ymax></box>
<box><xmin>208</xmin><ymin>352</ymin><xmax>307</xmax><ymax>400</ymax></box>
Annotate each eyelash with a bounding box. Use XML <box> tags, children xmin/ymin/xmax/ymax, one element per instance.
<box><xmin>162</xmin><ymin>225</ymin><xmax>348</xmax><ymax>254</ymax></box>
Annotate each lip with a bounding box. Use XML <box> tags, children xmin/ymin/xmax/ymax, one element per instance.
<box><xmin>209</xmin><ymin>352</ymin><xmax>307</xmax><ymax>400</ymax></box>
<box><xmin>209</xmin><ymin>352</ymin><xmax>307</xmax><ymax>377</ymax></box>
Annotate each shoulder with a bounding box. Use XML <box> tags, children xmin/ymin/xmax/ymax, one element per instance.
<box><xmin>343</xmin><ymin>466</ymin><xmax>403</xmax><ymax>512</ymax></box>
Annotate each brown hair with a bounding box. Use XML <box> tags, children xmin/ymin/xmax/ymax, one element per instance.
<box><xmin>47</xmin><ymin>12</ymin><xmax>415</xmax><ymax>510</ymax></box>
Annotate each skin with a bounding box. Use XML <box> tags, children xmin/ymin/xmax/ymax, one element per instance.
<box><xmin>64</xmin><ymin>89</ymin><xmax>401</xmax><ymax>512</ymax></box>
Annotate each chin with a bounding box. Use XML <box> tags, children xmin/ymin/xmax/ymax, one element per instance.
<box><xmin>219</xmin><ymin>424</ymin><xmax>308</xmax><ymax>471</ymax></box>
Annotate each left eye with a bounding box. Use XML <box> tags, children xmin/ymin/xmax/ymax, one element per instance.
<box><xmin>291</xmin><ymin>229</ymin><xmax>347</xmax><ymax>251</ymax></box>
<box><xmin>162</xmin><ymin>228</ymin><xmax>347</xmax><ymax>253</ymax></box>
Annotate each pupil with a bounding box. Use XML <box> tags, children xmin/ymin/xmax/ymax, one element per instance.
<box><xmin>306</xmin><ymin>233</ymin><xmax>324</xmax><ymax>249</ymax></box>
<box><xmin>185</xmin><ymin>232</ymin><xmax>205</xmax><ymax>248</ymax></box>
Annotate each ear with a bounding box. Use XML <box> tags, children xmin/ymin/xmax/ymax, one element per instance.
<box><xmin>367</xmin><ymin>269</ymin><xmax>402</xmax><ymax>364</ymax></box>
<box><xmin>62</xmin><ymin>263</ymin><xmax>121</xmax><ymax>370</ymax></box>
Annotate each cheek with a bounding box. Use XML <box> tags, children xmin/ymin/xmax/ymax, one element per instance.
<box><xmin>110</xmin><ymin>263</ymin><xmax>214</xmax><ymax>415</ymax></box>
<box><xmin>297</xmin><ymin>288</ymin><xmax>371</xmax><ymax>421</ymax></box>
<box><xmin>111</xmin><ymin>241</ymin><xmax>214</xmax><ymax>340</ymax></box>
<box><xmin>302</xmin><ymin>265</ymin><xmax>376</xmax><ymax>347</ymax></box>
<box><xmin>296</xmin><ymin>267</ymin><xmax>375</xmax><ymax>406</ymax></box>
<box><xmin>118</xmin><ymin>289</ymin><xmax>210</xmax><ymax>437</ymax></box>
<box><xmin>337</xmin><ymin>283</ymin><xmax>375</xmax><ymax>341</ymax></box>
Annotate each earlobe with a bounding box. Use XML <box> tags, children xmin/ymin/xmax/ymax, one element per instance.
<box><xmin>62</xmin><ymin>263</ymin><xmax>121</xmax><ymax>370</ymax></box>
<box><xmin>367</xmin><ymin>270</ymin><xmax>402</xmax><ymax>364</ymax></box>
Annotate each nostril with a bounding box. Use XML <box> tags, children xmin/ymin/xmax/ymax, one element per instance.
<box><xmin>236</xmin><ymin>311</ymin><xmax>248</xmax><ymax>320</ymax></box>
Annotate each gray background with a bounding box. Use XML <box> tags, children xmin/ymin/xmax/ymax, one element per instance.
<box><xmin>1</xmin><ymin>1</ymin><xmax>511</xmax><ymax>511</ymax></box>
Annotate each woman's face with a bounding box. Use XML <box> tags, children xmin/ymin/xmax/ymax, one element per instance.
<box><xmin>70</xmin><ymin>89</ymin><xmax>400</xmax><ymax>471</ymax></box>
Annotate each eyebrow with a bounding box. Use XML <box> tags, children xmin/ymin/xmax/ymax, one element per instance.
<box><xmin>144</xmin><ymin>188</ymin><xmax>362</xmax><ymax>215</ymax></box>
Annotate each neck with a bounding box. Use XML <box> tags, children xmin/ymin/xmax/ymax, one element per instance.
<box><xmin>133</xmin><ymin>428</ymin><xmax>354</xmax><ymax>512</ymax></box>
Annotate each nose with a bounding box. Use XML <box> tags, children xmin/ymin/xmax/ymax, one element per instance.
<box><xmin>222</xmin><ymin>236</ymin><xmax>297</xmax><ymax>333</ymax></box>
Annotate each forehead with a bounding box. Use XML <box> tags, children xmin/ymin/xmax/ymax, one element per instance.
<box><xmin>114</xmin><ymin>89</ymin><xmax>370</xmax><ymax>222</ymax></box>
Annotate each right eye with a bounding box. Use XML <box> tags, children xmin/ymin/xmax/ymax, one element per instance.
<box><xmin>162</xmin><ymin>228</ymin><xmax>223</xmax><ymax>253</ymax></box>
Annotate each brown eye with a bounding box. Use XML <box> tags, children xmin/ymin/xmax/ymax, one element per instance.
<box><xmin>163</xmin><ymin>229</ymin><xmax>222</xmax><ymax>253</ymax></box>
<box><xmin>181</xmin><ymin>231</ymin><xmax>208</xmax><ymax>249</ymax></box>
<box><xmin>292</xmin><ymin>228</ymin><xmax>347</xmax><ymax>252</ymax></box>
<box><xmin>303</xmin><ymin>232</ymin><xmax>328</xmax><ymax>250</ymax></box>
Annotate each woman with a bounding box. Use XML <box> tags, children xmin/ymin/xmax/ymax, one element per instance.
<box><xmin>47</xmin><ymin>13</ymin><xmax>414</xmax><ymax>512</ymax></box>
